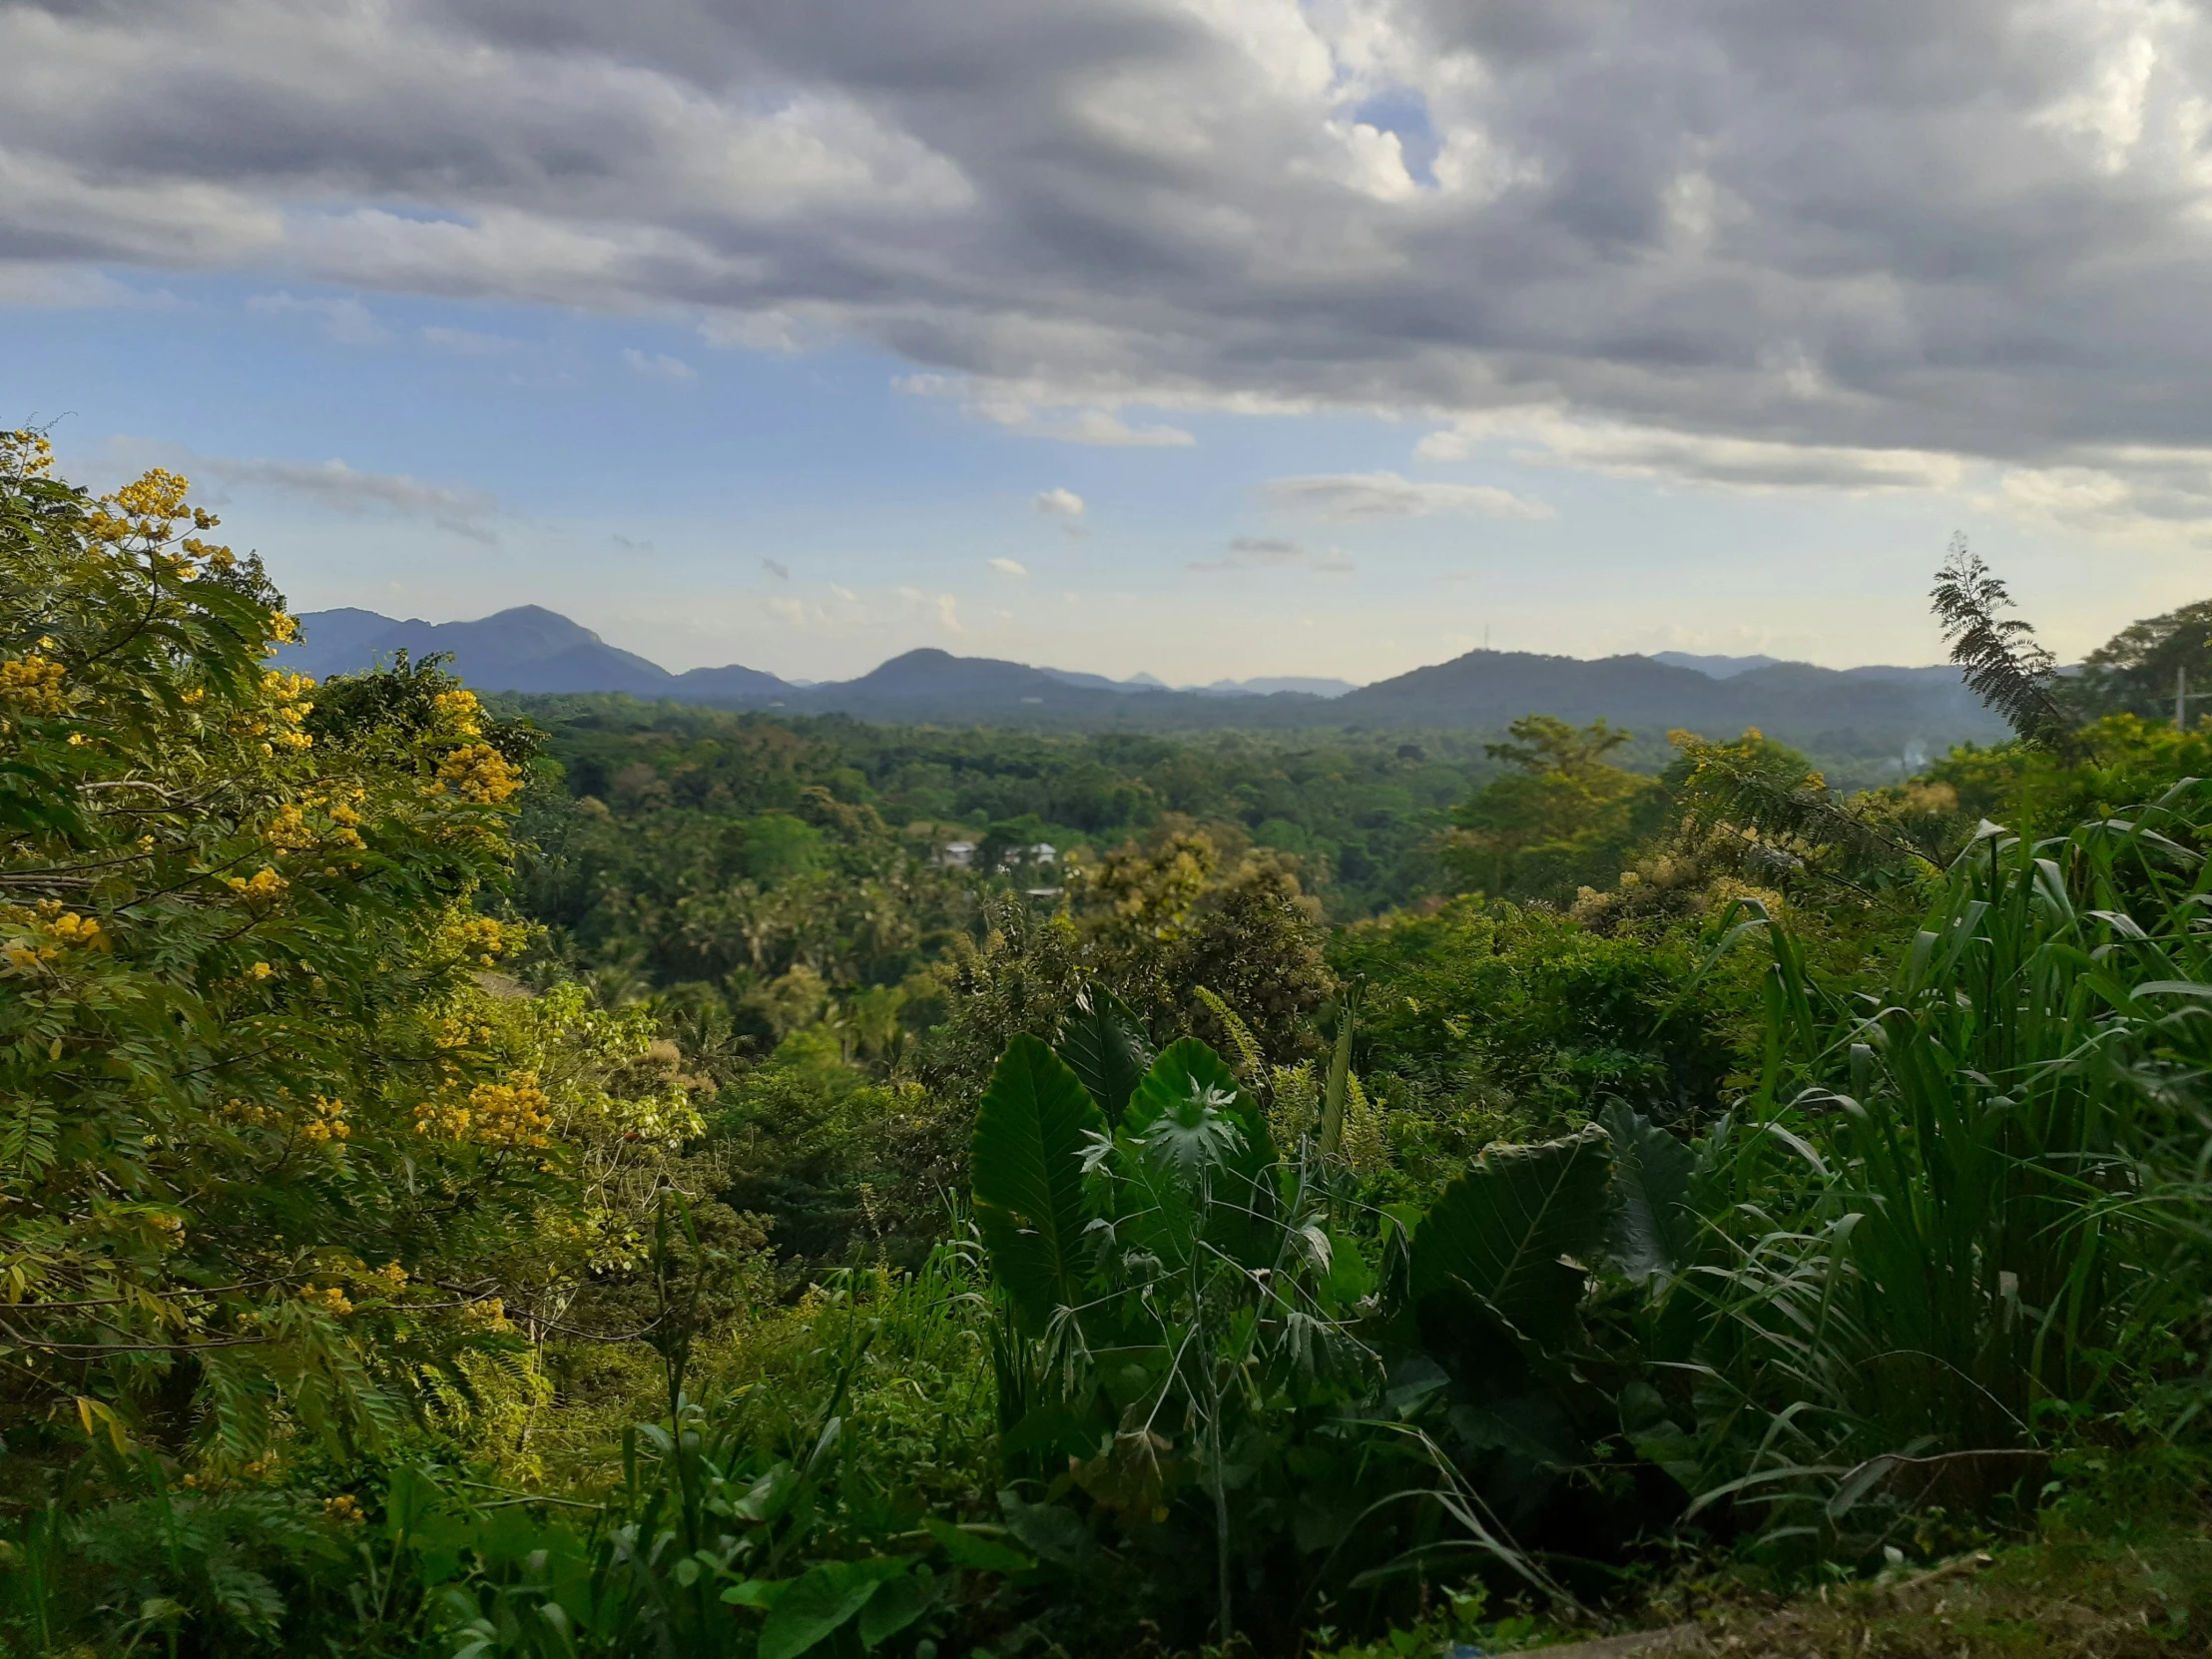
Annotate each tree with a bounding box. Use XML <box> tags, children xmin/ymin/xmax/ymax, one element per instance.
<box><xmin>2076</xmin><ymin>597</ymin><xmax>2212</xmax><ymax>725</ymax></box>
<box><xmin>0</xmin><ymin>431</ymin><xmax>572</xmax><ymax>1466</ymax></box>
<box><xmin>1438</xmin><ymin>716</ymin><xmax>1666</xmax><ymax>904</ymax></box>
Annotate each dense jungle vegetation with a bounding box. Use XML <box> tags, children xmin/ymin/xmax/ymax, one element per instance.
<box><xmin>5</xmin><ymin>440</ymin><xmax>2212</xmax><ymax>1657</ymax></box>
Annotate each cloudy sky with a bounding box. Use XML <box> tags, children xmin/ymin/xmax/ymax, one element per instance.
<box><xmin>5</xmin><ymin>0</ymin><xmax>2210</xmax><ymax>681</ymax></box>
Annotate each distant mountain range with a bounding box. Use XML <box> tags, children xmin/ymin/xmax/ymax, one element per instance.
<box><xmin>276</xmin><ymin>605</ymin><xmax>2010</xmax><ymax>758</ymax></box>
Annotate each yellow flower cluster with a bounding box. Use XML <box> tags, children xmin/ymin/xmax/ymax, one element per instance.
<box><xmin>1</xmin><ymin>429</ymin><xmax>55</xmax><ymax>476</ymax></box>
<box><xmin>300</xmin><ymin>1095</ymin><xmax>351</xmax><ymax>1145</ymax></box>
<box><xmin>413</xmin><ymin>1071</ymin><xmax>553</xmax><ymax>1148</ymax></box>
<box><xmin>227</xmin><ymin>866</ymin><xmax>288</xmax><ymax>902</ymax></box>
<box><xmin>431</xmin><ymin>1013</ymin><xmax>496</xmax><ymax>1051</ymax></box>
<box><xmin>253</xmin><ymin>669</ymin><xmax>315</xmax><ymax>753</ymax></box>
<box><xmin>264</xmin><ymin>804</ymin><xmax>315</xmax><ymax>849</ymax></box>
<box><xmin>303</xmin><ymin>1284</ymin><xmax>354</xmax><ymax>1317</ymax></box>
<box><xmin>436</xmin><ymin>742</ymin><xmax>523</xmax><ymax>805</ymax></box>
<box><xmin>461</xmin><ymin>1296</ymin><xmax>511</xmax><ymax>1331</ymax></box>
<box><xmin>469</xmin><ymin>1075</ymin><xmax>553</xmax><ymax>1146</ymax></box>
<box><xmin>323</xmin><ymin>1493</ymin><xmax>364</xmax><ymax>1524</ymax></box>
<box><xmin>91</xmin><ymin>468</ymin><xmax>194</xmax><ymax>543</ymax></box>
<box><xmin>189</xmin><ymin>1450</ymin><xmax>280</xmax><ymax>1488</ymax></box>
<box><xmin>224</xmin><ymin>1088</ymin><xmax>340</xmax><ymax>1143</ymax></box>
<box><xmin>446</xmin><ymin>914</ymin><xmax>509</xmax><ymax>966</ymax></box>
<box><xmin>225</xmin><ymin>1096</ymin><xmax>280</xmax><ymax>1127</ymax></box>
<box><xmin>262</xmin><ymin>793</ymin><xmax>368</xmax><ymax>855</ymax></box>
<box><xmin>1</xmin><ymin>902</ymin><xmax>106</xmax><ymax>970</ymax></box>
<box><xmin>0</xmin><ymin>654</ymin><xmax>67</xmax><ymax>715</ymax></box>
<box><xmin>432</xmin><ymin>688</ymin><xmax>484</xmax><ymax>737</ymax></box>
<box><xmin>180</xmin><ymin>534</ymin><xmax>236</xmax><ymax>573</ymax></box>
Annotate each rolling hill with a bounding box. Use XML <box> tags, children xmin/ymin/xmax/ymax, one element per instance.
<box><xmin>277</xmin><ymin>605</ymin><xmax>2009</xmax><ymax>757</ymax></box>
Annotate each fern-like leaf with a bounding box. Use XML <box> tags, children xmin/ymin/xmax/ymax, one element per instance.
<box><xmin>1932</xmin><ymin>535</ymin><xmax>2078</xmax><ymax>751</ymax></box>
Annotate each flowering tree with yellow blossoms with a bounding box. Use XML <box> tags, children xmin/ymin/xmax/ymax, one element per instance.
<box><xmin>0</xmin><ymin>431</ymin><xmax>620</xmax><ymax>1466</ymax></box>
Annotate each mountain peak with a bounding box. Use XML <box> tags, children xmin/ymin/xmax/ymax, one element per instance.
<box><xmin>276</xmin><ymin>603</ymin><xmax>2008</xmax><ymax>750</ymax></box>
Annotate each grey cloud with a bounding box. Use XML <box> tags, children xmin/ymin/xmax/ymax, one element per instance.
<box><xmin>11</xmin><ymin>0</ymin><xmax>2212</xmax><ymax>520</ymax></box>
<box><xmin>1265</xmin><ymin>472</ymin><xmax>1553</xmax><ymax>522</ymax></box>
<box><xmin>190</xmin><ymin>453</ymin><xmax>497</xmax><ymax>542</ymax></box>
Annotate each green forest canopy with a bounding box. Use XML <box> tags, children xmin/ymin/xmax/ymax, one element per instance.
<box><xmin>8</xmin><ymin>435</ymin><xmax>2212</xmax><ymax>1657</ymax></box>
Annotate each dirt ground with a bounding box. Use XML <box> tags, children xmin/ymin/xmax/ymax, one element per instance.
<box><xmin>1530</xmin><ymin>1535</ymin><xmax>2212</xmax><ymax>1659</ymax></box>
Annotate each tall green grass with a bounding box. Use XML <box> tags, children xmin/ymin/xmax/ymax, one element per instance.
<box><xmin>1687</xmin><ymin>782</ymin><xmax>2212</xmax><ymax>1546</ymax></box>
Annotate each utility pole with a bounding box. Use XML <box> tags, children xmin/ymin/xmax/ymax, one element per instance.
<box><xmin>2180</xmin><ymin>664</ymin><xmax>2192</xmax><ymax>731</ymax></box>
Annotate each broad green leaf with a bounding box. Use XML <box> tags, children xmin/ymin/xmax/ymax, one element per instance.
<box><xmin>1114</xmin><ymin>1039</ymin><xmax>1292</xmax><ymax>1256</ymax></box>
<box><xmin>1599</xmin><ymin>1101</ymin><xmax>1697</xmax><ymax>1283</ymax></box>
<box><xmin>971</xmin><ymin>1034</ymin><xmax>1106</xmax><ymax>1332</ymax></box>
<box><xmin>997</xmin><ymin>1490</ymin><xmax>1093</xmax><ymax>1566</ymax></box>
<box><xmin>1410</xmin><ymin>1124</ymin><xmax>1612</xmax><ymax>1351</ymax></box>
<box><xmin>923</xmin><ymin>1517</ymin><xmax>1038</xmax><ymax>1573</ymax></box>
<box><xmin>757</xmin><ymin>1560</ymin><xmax>902</xmax><ymax>1659</ymax></box>
<box><xmin>1122</xmin><ymin>1037</ymin><xmax>1251</xmax><ymax>1139</ymax></box>
<box><xmin>857</xmin><ymin>1571</ymin><xmax>930</xmax><ymax>1648</ymax></box>
<box><xmin>1055</xmin><ymin>984</ymin><xmax>1153</xmax><ymax>1125</ymax></box>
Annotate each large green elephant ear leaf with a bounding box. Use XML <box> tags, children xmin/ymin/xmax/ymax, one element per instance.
<box><xmin>972</xmin><ymin>1034</ymin><xmax>1107</xmax><ymax>1332</ymax></box>
<box><xmin>1123</xmin><ymin>1037</ymin><xmax>1257</xmax><ymax>1141</ymax></box>
<box><xmin>1055</xmin><ymin>985</ymin><xmax>1154</xmax><ymax>1127</ymax></box>
<box><xmin>1122</xmin><ymin>1037</ymin><xmax>1280</xmax><ymax>1266</ymax></box>
<box><xmin>1410</xmin><ymin>1124</ymin><xmax>1613</xmax><ymax>1352</ymax></box>
<box><xmin>1599</xmin><ymin>1101</ymin><xmax>1697</xmax><ymax>1283</ymax></box>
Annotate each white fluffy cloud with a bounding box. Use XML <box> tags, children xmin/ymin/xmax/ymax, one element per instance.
<box><xmin>11</xmin><ymin>0</ymin><xmax>2212</xmax><ymax>533</ymax></box>
<box><xmin>1033</xmin><ymin>487</ymin><xmax>1086</xmax><ymax>518</ymax></box>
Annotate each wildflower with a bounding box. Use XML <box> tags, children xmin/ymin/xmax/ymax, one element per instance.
<box><xmin>431</xmin><ymin>689</ymin><xmax>484</xmax><ymax>737</ymax></box>
<box><xmin>265</xmin><ymin>805</ymin><xmax>313</xmax><ymax>849</ymax></box>
<box><xmin>323</xmin><ymin>1493</ymin><xmax>364</xmax><ymax>1524</ymax></box>
<box><xmin>466</xmin><ymin>1074</ymin><xmax>554</xmax><ymax>1148</ymax></box>
<box><xmin>447</xmin><ymin>915</ymin><xmax>507</xmax><ymax>963</ymax></box>
<box><xmin>436</xmin><ymin>743</ymin><xmax>523</xmax><ymax>805</ymax></box>
<box><xmin>227</xmin><ymin>867</ymin><xmax>288</xmax><ymax>901</ymax></box>
<box><xmin>300</xmin><ymin>1096</ymin><xmax>350</xmax><ymax>1144</ymax></box>
<box><xmin>0</xmin><ymin>654</ymin><xmax>67</xmax><ymax>715</ymax></box>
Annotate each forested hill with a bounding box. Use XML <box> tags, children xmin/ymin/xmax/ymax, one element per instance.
<box><xmin>1336</xmin><ymin>649</ymin><xmax>2005</xmax><ymax>750</ymax></box>
<box><xmin>279</xmin><ymin>603</ymin><xmax>2009</xmax><ymax>754</ymax></box>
